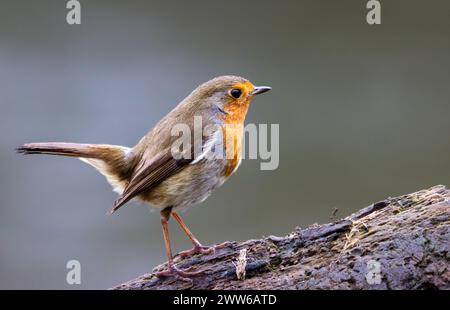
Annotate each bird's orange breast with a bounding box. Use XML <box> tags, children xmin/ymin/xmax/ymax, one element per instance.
<box><xmin>219</xmin><ymin>81</ymin><xmax>255</xmax><ymax>177</ymax></box>
<box><xmin>222</xmin><ymin>124</ymin><xmax>243</xmax><ymax>177</ymax></box>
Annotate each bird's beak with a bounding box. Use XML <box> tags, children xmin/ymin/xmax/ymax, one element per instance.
<box><xmin>251</xmin><ymin>86</ymin><xmax>272</xmax><ymax>96</ymax></box>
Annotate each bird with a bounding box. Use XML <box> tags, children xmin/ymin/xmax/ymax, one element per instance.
<box><xmin>17</xmin><ymin>75</ymin><xmax>271</xmax><ymax>278</ymax></box>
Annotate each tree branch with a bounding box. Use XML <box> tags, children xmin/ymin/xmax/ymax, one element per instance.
<box><xmin>113</xmin><ymin>185</ymin><xmax>450</xmax><ymax>290</ymax></box>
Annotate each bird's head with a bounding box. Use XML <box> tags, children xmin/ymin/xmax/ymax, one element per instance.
<box><xmin>186</xmin><ymin>75</ymin><xmax>271</xmax><ymax>124</ymax></box>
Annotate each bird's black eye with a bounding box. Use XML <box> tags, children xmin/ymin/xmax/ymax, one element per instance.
<box><xmin>230</xmin><ymin>88</ymin><xmax>242</xmax><ymax>99</ymax></box>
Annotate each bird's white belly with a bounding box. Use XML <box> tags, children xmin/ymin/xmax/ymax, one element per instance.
<box><xmin>138</xmin><ymin>159</ymin><xmax>228</xmax><ymax>210</ymax></box>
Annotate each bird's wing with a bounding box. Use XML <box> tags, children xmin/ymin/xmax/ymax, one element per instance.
<box><xmin>110</xmin><ymin>150</ymin><xmax>192</xmax><ymax>214</ymax></box>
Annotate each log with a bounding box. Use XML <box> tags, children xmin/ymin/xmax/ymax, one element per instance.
<box><xmin>113</xmin><ymin>185</ymin><xmax>450</xmax><ymax>290</ymax></box>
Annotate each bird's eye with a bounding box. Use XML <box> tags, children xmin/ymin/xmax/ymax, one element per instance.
<box><xmin>229</xmin><ymin>88</ymin><xmax>242</xmax><ymax>99</ymax></box>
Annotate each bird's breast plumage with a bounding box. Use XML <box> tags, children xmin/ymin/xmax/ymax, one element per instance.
<box><xmin>222</xmin><ymin>124</ymin><xmax>243</xmax><ymax>177</ymax></box>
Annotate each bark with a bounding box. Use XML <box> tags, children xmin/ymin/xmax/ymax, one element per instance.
<box><xmin>113</xmin><ymin>185</ymin><xmax>450</xmax><ymax>290</ymax></box>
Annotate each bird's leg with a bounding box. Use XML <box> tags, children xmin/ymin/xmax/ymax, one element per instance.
<box><xmin>172</xmin><ymin>211</ymin><xmax>230</xmax><ymax>258</ymax></box>
<box><xmin>154</xmin><ymin>208</ymin><xmax>204</xmax><ymax>279</ymax></box>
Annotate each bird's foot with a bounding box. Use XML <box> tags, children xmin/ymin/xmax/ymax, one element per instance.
<box><xmin>179</xmin><ymin>244</ymin><xmax>214</xmax><ymax>258</ymax></box>
<box><xmin>154</xmin><ymin>264</ymin><xmax>205</xmax><ymax>281</ymax></box>
<box><xmin>179</xmin><ymin>241</ymin><xmax>232</xmax><ymax>258</ymax></box>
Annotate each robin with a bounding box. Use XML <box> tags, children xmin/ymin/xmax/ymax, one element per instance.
<box><xmin>17</xmin><ymin>75</ymin><xmax>271</xmax><ymax>278</ymax></box>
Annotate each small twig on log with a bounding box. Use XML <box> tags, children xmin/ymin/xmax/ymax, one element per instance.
<box><xmin>113</xmin><ymin>185</ymin><xmax>450</xmax><ymax>290</ymax></box>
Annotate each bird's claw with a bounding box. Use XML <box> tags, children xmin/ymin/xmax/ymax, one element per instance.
<box><xmin>179</xmin><ymin>245</ymin><xmax>215</xmax><ymax>257</ymax></box>
<box><xmin>154</xmin><ymin>264</ymin><xmax>204</xmax><ymax>281</ymax></box>
<box><xmin>178</xmin><ymin>241</ymin><xmax>232</xmax><ymax>258</ymax></box>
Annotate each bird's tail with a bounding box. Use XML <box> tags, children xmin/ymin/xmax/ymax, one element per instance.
<box><xmin>17</xmin><ymin>142</ymin><xmax>133</xmax><ymax>194</ymax></box>
<box><xmin>17</xmin><ymin>142</ymin><xmax>114</xmax><ymax>158</ymax></box>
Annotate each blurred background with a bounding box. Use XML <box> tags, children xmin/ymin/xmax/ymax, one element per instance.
<box><xmin>1</xmin><ymin>0</ymin><xmax>449</xmax><ymax>289</ymax></box>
